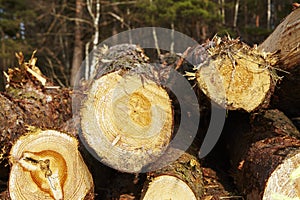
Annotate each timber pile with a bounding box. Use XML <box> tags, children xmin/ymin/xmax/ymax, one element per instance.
<box><xmin>0</xmin><ymin>52</ymin><xmax>94</xmax><ymax>199</ymax></box>
<box><xmin>0</xmin><ymin>7</ymin><xmax>300</xmax><ymax>200</ymax></box>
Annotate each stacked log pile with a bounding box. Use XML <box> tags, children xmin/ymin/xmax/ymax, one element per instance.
<box><xmin>0</xmin><ymin>52</ymin><xmax>94</xmax><ymax>199</ymax></box>
<box><xmin>0</xmin><ymin>7</ymin><xmax>300</xmax><ymax>200</ymax></box>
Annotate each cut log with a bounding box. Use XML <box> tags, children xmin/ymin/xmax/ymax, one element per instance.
<box><xmin>0</xmin><ymin>52</ymin><xmax>73</xmax><ymax>163</ymax></box>
<box><xmin>80</xmin><ymin>44</ymin><xmax>173</xmax><ymax>173</ymax></box>
<box><xmin>9</xmin><ymin>128</ymin><xmax>94</xmax><ymax>200</ymax></box>
<box><xmin>225</xmin><ymin>110</ymin><xmax>300</xmax><ymax>200</ymax></box>
<box><xmin>0</xmin><ymin>53</ymin><xmax>78</xmax><ymax>198</ymax></box>
<box><xmin>140</xmin><ymin>149</ymin><xmax>204</xmax><ymax>200</ymax></box>
<box><xmin>258</xmin><ymin>8</ymin><xmax>300</xmax><ymax>119</ymax></box>
<box><xmin>80</xmin><ymin>70</ymin><xmax>173</xmax><ymax>173</ymax></box>
<box><xmin>185</xmin><ymin>36</ymin><xmax>278</xmax><ymax>112</ymax></box>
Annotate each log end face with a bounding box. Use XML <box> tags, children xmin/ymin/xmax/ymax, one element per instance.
<box><xmin>142</xmin><ymin>175</ymin><xmax>198</xmax><ymax>200</ymax></box>
<box><xmin>81</xmin><ymin>70</ymin><xmax>173</xmax><ymax>173</ymax></box>
<box><xmin>195</xmin><ymin>37</ymin><xmax>275</xmax><ymax>112</ymax></box>
<box><xmin>263</xmin><ymin>151</ymin><xmax>300</xmax><ymax>200</ymax></box>
<box><xmin>8</xmin><ymin>129</ymin><xmax>94</xmax><ymax>200</ymax></box>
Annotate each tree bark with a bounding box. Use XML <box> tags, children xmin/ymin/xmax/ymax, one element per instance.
<box><xmin>226</xmin><ymin>110</ymin><xmax>300</xmax><ymax>200</ymax></box>
<box><xmin>0</xmin><ymin>93</ymin><xmax>26</xmax><ymax>161</ymax></box>
<box><xmin>258</xmin><ymin>8</ymin><xmax>300</xmax><ymax>119</ymax></box>
<box><xmin>80</xmin><ymin>44</ymin><xmax>174</xmax><ymax>173</ymax></box>
<box><xmin>140</xmin><ymin>149</ymin><xmax>204</xmax><ymax>200</ymax></box>
<box><xmin>0</xmin><ymin>52</ymin><xmax>85</xmax><ymax>198</ymax></box>
<box><xmin>0</xmin><ymin>52</ymin><xmax>73</xmax><ymax>163</ymax></box>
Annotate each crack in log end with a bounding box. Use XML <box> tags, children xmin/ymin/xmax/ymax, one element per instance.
<box><xmin>18</xmin><ymin>150</ymin><xmax>67</xmax><ymax>200</ymax></box>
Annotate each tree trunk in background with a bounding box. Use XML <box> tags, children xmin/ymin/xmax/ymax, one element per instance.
<box><xmin>0</xmin><ymin>68</ymin><xmax>4</xmax><ymax>91</ymax></box>
<box><xmin>267</xmin><ymin>0</ymin><xmax>271</xmax><ymax>29</ymax></box>
<box><xmin>233</xmin><ymin>0</ymin><xmax>239</xmax><ymax>28</ymax></box>
<box><xmin>218</xmin><ymin>0</ymin><xmax>225</xmax><ymax>25</ymax></box>
<box><xmin>71</xmin><ymin>0</ymin><xmax>83</xmax><ymax>86</ymax></box>
<box><xmin>243</xmin><ymin>1</ymin><xmax>248</xmax><ymax>28</ymax></box>
<box><xmin>0</xmin><ymin>30</ymin><xmax>6</xmax><ymax>91</ymax></box>
<box><xmin>86</xmin><ymin>0</ymin><xmax>101</xmax><ymax>79</ymax></box>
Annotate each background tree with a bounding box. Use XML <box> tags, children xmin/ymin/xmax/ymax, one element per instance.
<box><xmin>0</xmin><ymin>0</ymin><xmax>36</xmax><ymax>86</ymax></box>
<box><xmin>0</xmin><ymin>0</ymin><xmax>296</xmax><ymax>87</ymax></box>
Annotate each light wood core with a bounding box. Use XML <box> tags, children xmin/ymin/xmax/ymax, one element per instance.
<box><xmin>9</xmin><ymin>129</ymin><xmax>93</xmax><ymax>200</ymax></box>
<box><xmin>142</xmin><ymin>175</ymin><xmax>197</xmax><ymax>200</ymax></box>
<box><xmin>263</xmin><ymin>152</ymin><xmax>300</xmax><ymax>200</ymax></box>
<box><xmin>81</xmin><ymin>70</ymin><xmax>173</xmax><ymax>173</ymax></box>
<box><xmin>128</xmin><ymin>92</ymin><xmax>152</xmax><ymax>127</ymax></box>
<box><xmin>196</xmin><ymin>38</ymin><xmax>274</xmax><ymax>112</ymax></box>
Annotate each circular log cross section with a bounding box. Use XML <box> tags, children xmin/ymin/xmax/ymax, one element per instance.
<box><xmin>9</xmin><ymin>129</ymin><xmax>94</xmax><ymax>200</ymax></box>
<box><xmin>80</xmin><ymin>70</ymin><xmax>173</xmax><ymax>173</ymax></box>
<box><xmin>141</xmin><ymin>151</ymin><xmax>203</xmax><ymax>200</ymax></box>
<box><xmin>142</xmin><ymin>175</ymin><xmax>197</xmax><ymax>200</ymax></box>
<box><xmin>195</xmin><ymin>38</ymin><xmax>276</xmax><ymax>112</ymax></box>
<box><xmin>263</xmin><ymin>151</ymin><xmax>300</xmax><ymax>200</ymax></box>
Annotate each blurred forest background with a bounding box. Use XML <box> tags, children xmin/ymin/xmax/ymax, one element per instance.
<box><xmin>0</xmin><ymin>0</ymin><xmax>295</xmax><ymax>87</ymax></box>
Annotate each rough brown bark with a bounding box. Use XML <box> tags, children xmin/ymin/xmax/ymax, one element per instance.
<box><xmin>140</xmin><ymin>149</ymin><xmax>204</xmax><ymax>200</ymax></box>
<box><xmin>0</xmin><ymin>52</ymin><xmax>73</xmax><ymax>163</ymax></box>
<box><xmin>0</xmin><ymin>53</ymin><xmax>87</xmax><ymax>198</ymax></box>
<box><xmin>258</xmin><ymin>8</ymin><xmax>300</xmax><ymax>120</ymax></box>
<box><xmin>0</xmin><ymin>93</ymin><xmax>26</xmax><ymax>162</ymax></box>
<box><xmin>0</xmin><ymin>190</ymin><xmax>10</xmax><ymax>200</ymax></box>
<box><xmin>4</xmin><ymin>56</ymin><xmax>72</xmax><ymax>130</ymax></box>
<box><xmin>225</xmin><ymin>110</ymin><xmax>300</xmax><ymax>200</ymax></box>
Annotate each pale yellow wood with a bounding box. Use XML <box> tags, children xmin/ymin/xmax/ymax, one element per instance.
<box><xmin>263</xmin><ymin>151</ymin><xmax>300</xmax><ymax>200</ymax></box>
<box><xmin>142</xmin><ymin>175</ymin><xmax>197</xmax><ymax>200</ymax></box>
<box><xmin>9</xmin><ymin>129</ymin><xmax>93</xmax><ymax>200</ymax></box>
<box><xmin>81</xmin><ymin>70</ymin><xmax>173</xmax><ymax>173</ymax></box>
<box><xmin>195</xmin><ymin>37</ymin><xmax>275</xmax><ymax>112</ymax></box>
